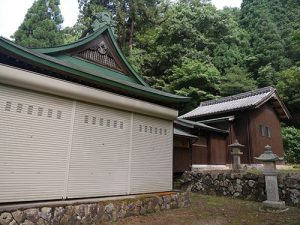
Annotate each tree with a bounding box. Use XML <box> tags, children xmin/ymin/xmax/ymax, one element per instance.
<box><xmin>168</xmin><ymin>58</ymin><xmax>221</xmax><ymax>113</ymax></box>
<box><xmin>168</xmin><ymin>59</ymin><xmax>220</xmax><ymax>95</ymax></box>
<box><xmin>119</xmin><ymin>0</ymin><xmax>257</xmax><ymax>114</ymax></box>
<box><xmin>282</xmin><ymin>126</ymin><xmax>300</xmax><ymax>163</ymax></box>
<box><xmin>13</xmin><ymin>0</ymin><xmax>64</xmax><ymax>48</ymax></box>
<box><xmin>256</xmin><ymin>63</ymin><xmax>277</xmax><ymax>87</ymax></box>
<box><xmin>288</xmin><ymin>29</ymin><xmax>300</xmax><ymax>62</ymax></box>
<box><xmin>77</xmin><ymin>0</ymin><xmax>111</xmax><ymax>36</ymax></box>
<box><xmin>276</xmin><ymin>67</ymin><xmax>300</xmax><ymax>126</ymax></box>
<box><xmin>77</xmin><ymin>0</ymin><xmax>168</xmax><ymax>53</ymax></box>
<box><xmin>212</xmin><ymin>8</ymin><xmax>250</xmax><ymax>74</ymax></box>
<box><xmin>268</xmin><ymin>0</ymin><xmax>300</xmax><ymax>64</ymax></box>
<box><xmin>139</xmin><ymin>0</ymin><xmax>249</xmax><ymax>79</ymax></box>
<box><xmin>213</xmin><ymin>42</ymin><xmax>246</xmax><ymax>74</ymax></box>
<box><xmin>62</xmin><ymin>26</ymin><xmax>82</xmax><ymax>44</ymax></box>
<box><xmin>238</xmin><ymin>0</ymin><xmax>300</xmax><ymax>129</ymax></box>
<box><xmin>241</xmin><ymin>0</ymin><xmax>285</xmax><ymax>76</ymax></box>
<box><xmin>240</xmin><ymin>0</ymin><xmax>300</xmax><ymax>82</ymax></box>
<box><xmin>219</xmin><ymin>66</ymin><xmax>257</xmax><ymax>96</ymax></box>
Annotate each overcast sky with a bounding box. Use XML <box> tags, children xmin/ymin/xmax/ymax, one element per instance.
<box><xmin>211</xmin><ymin>0</ymin><xmax>242</xmax><ymax>9</ymax></box>
<box><xmin>0</xmin><ymin>0</ymin><xmax>242</xmax><ymax>39</ymax></box>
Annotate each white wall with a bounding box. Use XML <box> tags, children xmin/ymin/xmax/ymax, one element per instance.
<box><xmin>0</xmin><ymin>81</ymin><xmax>174</xmax><ymax>203</ymax></box>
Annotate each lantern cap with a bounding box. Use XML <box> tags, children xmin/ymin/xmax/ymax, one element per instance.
<box><xmin>228</xmin><ymin>139</ymin><xmax>245</xmax><ymax>148</ymax></box>
<box><xmin>255</xmin><ymin>145</ymin><xmax>284</xmax><ymax>162</ymax></box>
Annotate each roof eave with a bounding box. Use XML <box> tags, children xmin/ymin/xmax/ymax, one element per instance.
<box><xmin>198</xmin><ymin>116</ymin><xmax>235</xmax><ymax>124</ymax></box>
<box><xmin>255</xmin><ymin>90</ymin><xmax>291</xmax><ymax>120</ymax></box>
<box><xmin>174</xmin><ymin>128</ymin><xmax>198</xmax><ymax>139</ymax></box>
<box><xmin>176</xmin><ymin>118</ymin><xmax>228</xmax><ymax>134</ymax></box>
<box><xmin>174</xmin><ymin>119</ymin><xmax>195</xmax><ymax>128</ymax></box>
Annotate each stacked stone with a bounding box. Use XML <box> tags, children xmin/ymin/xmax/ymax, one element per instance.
<box><xmin>0</xmin><ymin>192</ymin><xmax>190</xmax><ymax>225</ymax></box>
<box><xmin>180</xmin><ymin>171</ymin><xmax>300</xmax><ymax>207</ymax></box>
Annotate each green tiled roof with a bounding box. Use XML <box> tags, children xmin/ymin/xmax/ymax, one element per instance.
<box><xmin>33</xmin><ymin>25</ymin><xmax>148</xmax><ymax>86</ymax></box>
<box><xmin>0</xmin><ymin>25</ymin><xmax>190</xmax><ymax>106</ymax></box>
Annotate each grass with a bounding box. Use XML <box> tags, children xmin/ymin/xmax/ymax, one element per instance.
<box><xmin>102</xmin><ymin>193</ymin><xmax>300</xmax><ymax>225</ymax></box>
<box><xmin>246</xmin><ymin>164</ymin><xmax>300</xmax><ymax>175</ymax></box>
<box><xmin>289</xmin><ymin>164</ymin><xmax>300</xmax><ymax>170</ymax></box>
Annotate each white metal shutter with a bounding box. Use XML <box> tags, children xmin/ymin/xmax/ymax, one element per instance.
<box><xmin>0</xmin><ymin>84</ymin><xmax>73</xmax><ymax>203</ymax></box>
<box><xmin>130</xmin><ymin>114</ymin><xmax>173</xmax><ymax>194</ymax></box>
<box><xmin>67</xmin><ymin>102</ymin><xmax>131</xmax><ymax>198</ymax></box>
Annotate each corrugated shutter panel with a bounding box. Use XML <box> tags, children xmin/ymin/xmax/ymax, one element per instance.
<box><xmin>0</xmin><ymin>84</ymin><xmax>73</xmax><ymax>203</ymax></box>
<box><xmin>130</xmin><ymin>114</ymin><xmax>173</xmax><ymax>194</ymax></box>
<box><xmin>0</xmin><ymin>84</ymin><xmax>175</xmax><ymax>203</ymax></box>
<box><xmin>67</xmin><ymin>102</ymin><xmax>131</xmax><ymax>198</ymax></box>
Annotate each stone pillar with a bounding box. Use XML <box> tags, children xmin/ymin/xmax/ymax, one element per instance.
<box><xmin>255</xmin><ymin>145</ymin><xmax>286</xmax><ymax>210</ymax></box>
<box><xmin>229</xmin><ymin>140</ymin><xmax>244</xmax><ymax>172</ymax></box>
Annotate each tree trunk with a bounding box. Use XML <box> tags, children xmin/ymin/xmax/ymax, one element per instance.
<box><xmin>128</xmin><ymin>19</ymin><xmax>134</xmax><ymax>53</ymax></box>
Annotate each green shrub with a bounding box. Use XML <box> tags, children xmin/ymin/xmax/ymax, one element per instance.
<box><xmin>282</xmin><ymin>126</ymin><xmax>300</xmax><ymax>163</ymax></box>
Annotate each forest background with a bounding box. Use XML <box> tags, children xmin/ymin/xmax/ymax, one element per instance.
<box><xmin>11</xmin><ymin>0</ymin><xmax>300</xmax><ymax>163</ymax></box>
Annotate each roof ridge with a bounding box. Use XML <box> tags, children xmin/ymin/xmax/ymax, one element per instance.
<box><xmin>201</xmin><ymin>86</ymin><xmax>274</xmax><ymax>106</ymax></box>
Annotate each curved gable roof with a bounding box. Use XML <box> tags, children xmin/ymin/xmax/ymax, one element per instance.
<box><xmin>33</xmin><ymin>25</ymin><xmax>148</xmax><ymax>86</ymax></box>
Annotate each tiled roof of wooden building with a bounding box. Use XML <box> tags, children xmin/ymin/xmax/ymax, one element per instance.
<box><xmin>180</xmin><ymin>87</ymin><xmax>290</xmax><ymax>120</ymax></box>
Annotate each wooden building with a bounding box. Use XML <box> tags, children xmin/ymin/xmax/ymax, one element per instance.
<box><xmin>179</xmin><ymin>87</ymin><xmax>290</xmax><ymax>166</ymax></box>
<box><xmin>0</xmin><ymin>16</ymin><xmax>189</xmax><ymax>203</ymax></box>
<box><xmin>173</xmin><ymin>118</ymin><xmax>228</xmax><ymax>173</ymax></box>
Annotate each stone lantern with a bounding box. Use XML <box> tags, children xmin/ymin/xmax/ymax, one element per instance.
<box><xmin>229</xmin><ymin>140</ymin><xmax>244</xmax><ymax>171</ymax></box>
<box><xmin>255</xmin><ymin>145</ymin><xmax>285</xmax><ymax>210</ymax></box>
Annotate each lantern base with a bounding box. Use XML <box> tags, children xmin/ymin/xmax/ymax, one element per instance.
<box><xmin>262</xmin><ymin>200</ymin><xmax>287</xmax><ymax>210</ymax></box>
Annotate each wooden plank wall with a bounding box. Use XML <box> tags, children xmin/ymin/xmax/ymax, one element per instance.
<box><xmin>209</xmin><ymin>133</ymin><xmax>227</xmax><ymax>165</ymax></box>
<box><xmin>173</xmin><ymin>137</ymin><xmax>191</xmax><ymax>173</ymax></box>
<box><xmin>249</xmin><ymin>103</ymin><xmax>284</xmax><ymax>160</ymax></box>
<box><xmin>192</xmin><ymin>136</ymin><xmax>208</xmax><ymax>164</ymax></box>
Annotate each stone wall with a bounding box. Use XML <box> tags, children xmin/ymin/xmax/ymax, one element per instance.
<box><xmin>180</xmin><ymin>171</ymin><xmax>300</xmax><ymax>207</ymax></box>
<box><xmin>0</xmin><ymin>192</ymin><xmax>189</xmax><ymax>225</ymax></box>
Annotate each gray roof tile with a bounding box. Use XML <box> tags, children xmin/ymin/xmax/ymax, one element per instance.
<box><xmin>180</xmin><ymin>87</ymin><xmax>275</xmax><ymax>119</ymax></box>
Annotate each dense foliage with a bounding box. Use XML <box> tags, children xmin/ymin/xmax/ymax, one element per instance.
<box><xmin>77</xmin><ymin>0</ymin><xmax>167</xmax><ymax>53</ymax></box>
<box><xmin>282</xmin><ymin>126</ymin><xmax>300</xmax><ymax>163</ymax></box>
<box><xmin>13</xmin><ymin>0</ymin><xmax>64</xmax><ymax>48</ymax></box>
<box><xmin>277</xmin><ymin>67</ymin><xmax>300</xmax><ymax>125</ymax></box>
<box><xmin>12</xmin><ymin>0</ymin><xmax>300</xmax><ymax>124</ymax></box>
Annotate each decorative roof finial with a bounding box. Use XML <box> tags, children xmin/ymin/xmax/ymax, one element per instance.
<box><xmin>92</xmin><ymin>12</ymin><xmax>116</xmax><ymax>36</ymax></box>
